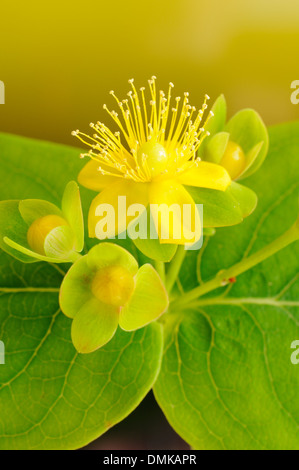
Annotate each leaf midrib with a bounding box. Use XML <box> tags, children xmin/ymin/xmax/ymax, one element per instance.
<box><xmin>0</xmin><ymin>287</ymin><xmax>60</xmax><ymax>293</ymax></box>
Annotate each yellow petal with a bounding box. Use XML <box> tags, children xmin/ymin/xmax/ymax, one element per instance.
<box><xmin>177</xmin><ymin>161</ymin><xmax>231</xmax><ymax>191</ymax></box>
<box><xmin>149</xmin><ymin>180</ymin><xmax>202</xmax><ymax>245</ymax></box>
<box><xmin>88</xmin><ymin>180</ymin><xmax>149</xmax><ymax>238</ymax></box>
<box><xmin>78</xmin><ymin>160</ymin><xmax>121</xmax><ymax>191</ymax></box>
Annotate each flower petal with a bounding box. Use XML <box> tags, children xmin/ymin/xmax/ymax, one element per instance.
<box><xmin>149</xmin><ymin>180</ymin><xmax>202</xmax><ymax>245</ymax></box>
<box><xmin>71</xmin><ymin>297</ymin><xmax>119</xmax><ymax>353</ymax></box>
<box><xmin>59</xmin><ymin>256</ymin><xmax>94</xmax><ymax>318</ymax></box>
<box><xmin>224</xmin><ymin>108</ymin><xmax>269</xmax><ymax>178</ymax></box>
<box><xmin>177</xmin><ymin>161</ymin><xmax>231</xmax><ymax>191</ymax></box>
<box><xmin>19</xmin><ymin>199</ymin><xmax>63</xmax><ymax>225</ymax></box>
<box><xmin>226</xmin><ymin>181</ymin><xmax>258</xmax><ymax>218</ymax></box>
<box><xmin>44</xmin><ymin>225</ymin><xmax>76</xmax><ymax>259</ymax></box>
<box><xmin>78</xmin><ymin>160</ymin><xmax>121</xmax><ymax>191</ymax></box>
<box><xmin>87</xmin><ymin>242</ymin><xmax>138</xmax><ymax>275</ymax></box>
<box><xmin>186</xmin><ymin>186</ymin><xmax>243</xmax><ymax>227</ymax></box>
<box><xmin>127</xmin><ymin>206</ymin><xmax>178</xmax><ymax>261</ymax></box>
<box><xmin>61</xmin><ymin>181</ymin><xmax>84</xmax><ymax>252</ymax></box>
<box><xmin>88</xmin><ymin>180</ymin><xmax>149</xmax><ymax>238</ymax></box>
<box><xmin>119</xmin><ymin>264</ymin><xmax>168</xmax><ymax>331</ymax></box>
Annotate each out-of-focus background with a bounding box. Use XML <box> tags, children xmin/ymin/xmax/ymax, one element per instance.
<box><xmin>0</xmin><ymin>0</ymin><xmax>299</xmax><ymax>146</ymax></box>
<box><xmin>1</xmin><ymin>0</ymin><xmax>299</xmax><ymax>449</ymax></box>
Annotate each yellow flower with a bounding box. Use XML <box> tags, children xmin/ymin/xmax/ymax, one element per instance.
<box><xmin>73</xmin><ymin>77</ymin><xmax>231</xmax><ymax>245</ymax></box>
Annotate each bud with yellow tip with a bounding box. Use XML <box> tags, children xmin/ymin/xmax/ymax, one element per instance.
<box><xmin>0</xmin><ymin>181</ymin><xmax>84</xmax><ymax>263</ymax></box>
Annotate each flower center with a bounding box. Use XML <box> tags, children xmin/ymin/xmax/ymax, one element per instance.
<box><xmin>91</xmin><ymin>265</ymin><xmax>135</xmax><ymax>307</ymax></box>
<box><xmin>137</xmin><ymin>142</ymin><xmax>168</xmax><ymax>178</ymax></box>
<box><xmin>73</xmin><ymin>77</ymin><xmax>214</xmax><ymax>183</ymax></box>
<box><xmin>220</xmin><ymin>141</ymin><xmax>246</xmax><ymax>179</ymax></box>
<box><xmin>27</xmin><ymin>215</ymin><xmax>67</xmax><ymax>255</ymax></box>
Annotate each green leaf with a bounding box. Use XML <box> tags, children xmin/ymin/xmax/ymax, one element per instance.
<box><xmin>0</xmin><ymin>133</ymin><xmax>163</xmax><ymax>449</ymax></box>
<box><xmin>154</xmin><ymin>121</ymin><xmax>299</xmax><ymax>450</ymax></box>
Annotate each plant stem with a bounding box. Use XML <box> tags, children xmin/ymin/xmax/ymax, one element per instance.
<box><xmin>154</xmin><ymin>260</ymin><xmax>165</xmax><ymax>283</ymax></box>
<box><xmin>166</xmin><ymin>245</ymin><xmax>186</xmax><ymax>292</ymax></box>
<box><xmin>173</xmin><ymin>221</ymin><xmax>299</xmax><ymax>310</ymax></box>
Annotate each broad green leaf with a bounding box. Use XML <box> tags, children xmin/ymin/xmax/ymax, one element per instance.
<box><xmin>154</xmin><ymin>121</ymin><xmax>299</xmax><ymax>450</ymax></box>
<box><xmin>0</xmin><ymin>133</ymin><xmax>163</xmax><ymax>449</ymax></box>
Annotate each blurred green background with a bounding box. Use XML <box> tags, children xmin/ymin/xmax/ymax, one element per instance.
<box><xmin>1</xmin><ymin>0</ymin><xmax>299</xmax><ymax>450</ymax></box>
<box><xmin>0</xmin><ymin>0</ymin><xmax>299</xmax><ymax>146</ymax></box>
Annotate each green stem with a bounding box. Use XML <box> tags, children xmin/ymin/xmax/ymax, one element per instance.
<box><xmin>166</xmin><ymin>245</ymin><xmax>186</xmax><ymax>292</ymax></box>
<box><xmin>154</xmin><ymin>260</ymin><xmax>165</xmax><ymax>283</ymax></box>
<box><xmin>173</xmin><ymin>221</ymin><xmax>299</xmax><ymax>310</ymax></box>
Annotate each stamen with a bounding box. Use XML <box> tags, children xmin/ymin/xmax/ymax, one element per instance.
<box><xmin>73</xmin><ymin>77</ymin><xmax>213</xmax><ymax>181</ymax></box>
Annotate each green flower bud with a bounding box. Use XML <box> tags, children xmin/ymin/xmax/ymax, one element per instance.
<box><xmin>27</xmin><ymin>214</ymin><xmax>68</xmax><ymax>255</ymax></box>
<box><xmin>59</xmin><ymin>243</ymin><xmax>169</xmax><ymax>354</ymax></box>
<box><xmin>91</xmin><ymin>265</ymin><xmax>135</xmax><ymax>306</ymax></box>
<box><xmin>201</xmin><ymin>95</ymin><xmax>269</xmax><ymax>181</ymax></box>
<box><xmin>0</xmin><ymin>181</ymin><xmax>84</xmax><ymax>263</ymax></box>
<box><xmin>220</xmin><ymin>141</ymin><xmax>246</xmax><ymax>180</ymax></box>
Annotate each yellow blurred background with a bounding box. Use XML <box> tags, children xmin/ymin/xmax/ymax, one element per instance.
<box><xmin>0</xmin><ymin>0</ymin><xmax>299</xmax><ymax>146</ymax></box>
